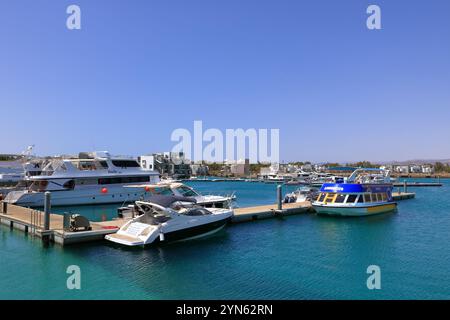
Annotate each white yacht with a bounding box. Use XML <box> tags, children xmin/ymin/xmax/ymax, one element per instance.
<box><xmin>105</xmin><ymin>195</ymin><xmax>233</xmax><ymax>247</ymax></box>
<box><xmin>4</xmin><ymin>151</ymin><xmax>160</xmax><ymax>207</ymax></box>
<box><xmin>283</xmin><ymin>186</ymin><xmax>319</xmax><ymax>203</ymax></box>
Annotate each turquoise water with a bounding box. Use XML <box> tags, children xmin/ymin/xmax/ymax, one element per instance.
<box><xmin>1</xmin><ymin>179</ymin><xmax>450</xmax><ymax>299</ymax></box>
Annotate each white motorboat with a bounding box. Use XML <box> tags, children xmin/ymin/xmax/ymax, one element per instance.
<box><xmin>105</xmin><ymin>195</ymin><xmax>233</xmax><ymax>247</ymax></box>
<box><xmin>283</xmin><ymin>186</ymin><xmax>319</xmax><ymax>203</ymax></box>
<box><xmin>4</xmin><ymin>151</ymin><xmax>160</xmax><ymax>207</ymax></box>
<box><xmin>123</xmin><ymin>182</ymin><xmax>236</xmax><ymax>208</ymax></box>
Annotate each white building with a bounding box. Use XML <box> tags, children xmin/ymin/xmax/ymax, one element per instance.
<box><xmin>421</xmin><ymin>165</ymin><xmax>434</xmax><ymax>174</ymax></box>
<box><xmin>394</xmin><ymin>165</ymin><xmax>409</xmax><ymax>174</ymax></box>
<box><xmin>409</xmin><ymin>165</ymin><xmax>422</xmax><ymax>173</ymax></box>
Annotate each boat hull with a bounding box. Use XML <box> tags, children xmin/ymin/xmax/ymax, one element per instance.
<box><xmin>106</xmin><ymin>216</ymin><xmax>231</xmax><ymax>247</ymax></box>
<box><xmin>313</xmin><ymin>203</ymin><xmax>397</xmax><ymax>217</ymax></box>
<box><xmin>4</xmin><ymin>186</ymin><xmax>149</xmax><ymax>207</ymax></box>
<box><xmin>159</xmin><ymin>217</ymin><xmax>231</xmax><ymax>243</ymax></box>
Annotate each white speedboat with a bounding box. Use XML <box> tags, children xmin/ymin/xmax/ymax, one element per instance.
<box><xmin>312</xmin><ymin>168</ymin><xmax>397</xmax><ymax>217</ymax></box>
<box><xmin>105</xmin><ymin>195</ymin><xmax>233</xmax><ymax>247</ymax></box>
<box><xmin>283</xmin><ymin>186</ymin><xmax>319</xmax><ymax>203</ymax></box>
<box><xmin>4</xmin><ymin>151</ymin><xmax>160</xmax><ymax>207</ymax></box>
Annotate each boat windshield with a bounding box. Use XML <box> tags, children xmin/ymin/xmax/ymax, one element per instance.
<box><xmin>29</xmin><ymin>180</ymin><xmax>49</xmax><ymax>192</ymax></box>
<box><xmin>135</xmin><ymin>203</ymin><xmax>172</xmax><ymax>224</ymax></box>
<box><xmin>181</xmin><ymin>207</ymin><xmax>212</xmax><ymax>216</ymax></box>
<box><xmin>347</xmin><ymin>168</ymin><xmax>390</xmax><ymax>184</ymax></box>
<box><xmin>177</xmin><ymin>186</ymin><xmax>200</xmax><ymax>197</ymax></box>
<box><xmin>70</xmin><ymin>160</ymin><xmax>108</xmax><ymax>171</ymax></box>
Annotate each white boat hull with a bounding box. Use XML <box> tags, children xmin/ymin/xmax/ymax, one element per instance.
<box><xmin>106</xmin><ymin>212</ymin><xmax>232</xmax><ymax>246</ymax></box>
<box><xmin>4</xmin><ymin>185</ymin><xmax>150</xmax><ymax>207</ymax></box>
<box><xmin>313</xmin><ymin>203</ymin><xmax>397</xmax><ymax>217</ymax></box>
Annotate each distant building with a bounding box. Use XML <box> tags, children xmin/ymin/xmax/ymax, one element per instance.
<box><xmin>230</xmin><ymin>159</ymin><xmax>250</xmax><ymax>177</ymax></box>
<box><xmin>394</xmin><ymin>165</ymin><xmax>409</xmax><ymax>174</ymax></box>
<box><xmin>139</xmin><ymin>152</ymin><xmax>192</xmax><ymax>178</ymax></box>
<box><xmin>190</xmin><ymin>163</ymin><xmax>209</xmax><ymax>176</ymax></box>
<box><xmin>421</xmin><ymin>165</ymin><xmax>434</xmax><ymax>174</ymax></box>
<box><xmin>409</xmin><ymin>165</ymin><xmax>422</xmax><ymax>173</ymax></box>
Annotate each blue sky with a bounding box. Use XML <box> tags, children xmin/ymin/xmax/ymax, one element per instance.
<box><xmin>1</xmin><ymin>0</ymin><xmax>449</xmax><ymax>163</ymax></box>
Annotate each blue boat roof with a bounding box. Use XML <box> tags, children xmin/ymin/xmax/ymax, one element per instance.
<box><xmin>320</xmin><ymin>183</ymin><xmax>365</xmax><ymax>193</ymax></box>
<box><xmin>320</xmin><ymin>183</ymin><xmax>392</xmax><ymax>193</ymax></box>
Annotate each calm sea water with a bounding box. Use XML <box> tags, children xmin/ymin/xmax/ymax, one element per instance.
<box><xmin>1</xmin><ymin>179</ymin><xmax>450</xmax><ymax>299</ymax></box>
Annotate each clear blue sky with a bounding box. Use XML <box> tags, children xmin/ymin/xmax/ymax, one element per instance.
<box><xmin>1</xmin><ymin>0</ymin><xmax>449</xmax><ymax>163</ymax></box>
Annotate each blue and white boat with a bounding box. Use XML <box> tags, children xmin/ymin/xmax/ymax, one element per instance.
<box><xmin>312</xmin><ymin>168</ymin><xmax>397</xmax><ymax>216</ymax></box>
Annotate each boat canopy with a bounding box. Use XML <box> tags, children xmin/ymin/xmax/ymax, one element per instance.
<box><xmin>347</xmin><ymin>168</ymin><xmax>390</xmax><ymax>183</ymax></box>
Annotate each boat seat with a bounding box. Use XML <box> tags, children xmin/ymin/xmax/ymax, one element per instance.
<box><xmin>108</xmin><ymin>233</ymin><xmax>141</xmax><ymax>243</ymax></box>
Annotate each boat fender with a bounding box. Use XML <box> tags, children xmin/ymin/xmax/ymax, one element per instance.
<box><xmin>159</xmin><ymin>233</ymin><xmax>165</xmax><ymax>241</ymax></box>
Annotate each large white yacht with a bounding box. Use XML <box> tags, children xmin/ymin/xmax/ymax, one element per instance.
<box><xmin>4</xmin><ymin>151</ymin><xmax>160</xmax><ymax>207</ymax></box>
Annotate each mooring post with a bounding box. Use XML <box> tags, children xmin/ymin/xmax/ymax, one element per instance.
<box><xmin>403</xmin><ymin>181</ymin><xmax>407</xmax><ymax>194</ymax></box>
<box><xmin>1</xmin><ymin>201</ymin><xmax>6</xmax><ymax>214</ymax></box>
<box><xmin>44</xmin><ymin>192</ymin><xmax>51</xmax><ymax>231</ymax></box>
<box><xmin>277</xmin><ymin>184</ymin><xmax>282</xmax><ymax>210</ymax></box>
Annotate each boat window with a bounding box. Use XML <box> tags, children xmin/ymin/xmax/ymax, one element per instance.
<box><xmin>318</xmin><ymin>193</ymin><xmax>326</xmax><ymax>202</ymax></box>
<box><xmin>79</xmin><ymin>161</ymin><xmax>97</xmax><ymax>170</ymax></box>
<box><xmin>76</xmin><ymin>178</ymin><xmax>98</xmax><ymax>185</ymax></box>
<box><xmin>324</xmin><ymin>193</ymin><xmax>336</xmax><ymax>203</ymax></box>
<box><xmin>364</xmin><ymin>194</ymin><xmax>371</xmax><ymax>202</ymax></box>
<box><xmin>334</xmin><ymin>194</ymin><xmax>346</xmax><ymax>203</ymax></box>
<box><xmin>346</xmin><ymin>194</ymin><xmax>358</xmax><ymax>203</ymax></box>
<box><xmin>29</xmin><ymin>180</ymin><xmax>48</xmax><ymax>192</ymax></box>
<box><xmin>371</xmin><ymin>194</ymin><xmax>378</xmax><ymax>202</ymax></box>
<box><xmin>112</xmin><ymin>160</ymin><xmax>140</xmax><ymax>168</ymax></box>
<box><xmin>98</xmin><ymin>161</ymin><xmax>108</xmax><ymax>169</ymax></box>
<box><xmin>63</xmin><ymin>180</ymin><xmax>75</xmax><ymax>190</ymax></box>
<box><xmin>376</xmin><ymin>193</ymin><xmax>383</xmax><ymax>202</ymax></box>
<box><xmin>381</xmin><ymin>193</ymin><xmax>387</xmax><ymax>201</ymax></box>
<box><xmin>98</xmin><ymin>176</ymin><xmax>150</xmax><ymax>185</ymax></box>
<box><xmin>357</xmin><ymin>195</ymin><xmax>364</xmax><ymax>203</ymax></box>
<box><xmin>178</xmin><ymin>186</ymin><xmax>199</xmax><ymax>197</ymax></box>
<box><xmin>183</xmin><ymin>208</ymin><xmax>212</xmax><ymax>216</ymax></box>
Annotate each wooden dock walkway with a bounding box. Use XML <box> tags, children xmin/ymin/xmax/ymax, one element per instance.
<box><xmin>0</xmin><ymin>203</ymin><xmax>124</xmax><ymax>245</ymax></box>
<box><xmin>233</xmin><ymin>202</ymin><xmax>311</xmax><ymax>222</ymax></box>
<box><xmin>392</xmin><ymin>192</ymin><xmax>415</xmax><ymax>200</ymax></box>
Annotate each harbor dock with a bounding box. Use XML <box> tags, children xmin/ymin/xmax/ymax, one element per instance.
<box><xmin>0</xmin><ymin>191</ymin><xmax>415</xmax><ymax>246</ymax></box>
